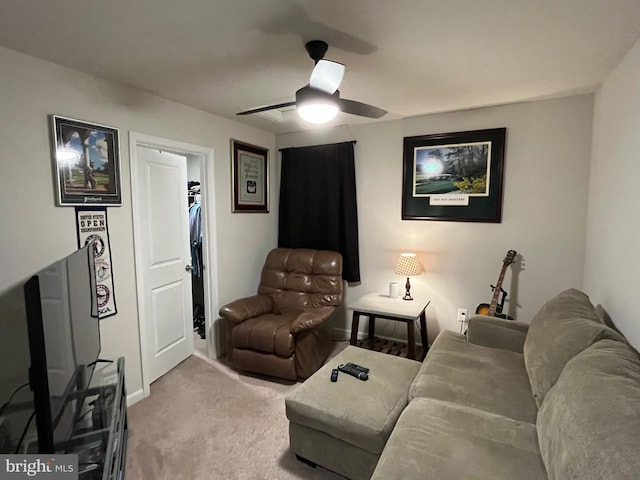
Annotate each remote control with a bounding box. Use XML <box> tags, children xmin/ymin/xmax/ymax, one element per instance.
<box><xmin>331</xmin><ymin>369</ymin><xmax>339</xmax><ymax>382</ymax></box>
<box><xmin>338</xmin><ymin>363</ymin><xmax>368</xmax><ymax>381</ymax></box>
<box><xmin>344</xmin><ymin>362</ymin><xmax>369</xmax><ymax>373</ymax></box>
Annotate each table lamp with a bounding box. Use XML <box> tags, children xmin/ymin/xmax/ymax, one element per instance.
<box><xmin>395</xmin><ymin>253</ymin><xmax>423</xmax><ymax>301</ymax></box>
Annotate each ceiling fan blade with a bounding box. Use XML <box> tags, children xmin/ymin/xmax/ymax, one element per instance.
<box><xmin>237</xmin><ymin>101</ymin><xmax>296</xmax><ymax>116</ymax></box>
<box><xmin>309</xmin><ymin>60</ymin><xmax>345</xmax><ymax>94</ymax></box>
<box><xmin>339</xmin><ymin>98</ymin><xmax>387</xmax><ymax>118</ymax></box>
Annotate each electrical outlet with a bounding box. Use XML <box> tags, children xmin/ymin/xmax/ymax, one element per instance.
<box><xmin>457</xmin><ymin>308</ymin><xmax>468</xmax><ymax>323</ymax></box>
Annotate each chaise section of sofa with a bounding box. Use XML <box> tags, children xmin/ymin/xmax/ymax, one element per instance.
<box><xmin>369</xmin><ymin>288</ymin><xmax>640</xmax><ymax>480</ymax></box>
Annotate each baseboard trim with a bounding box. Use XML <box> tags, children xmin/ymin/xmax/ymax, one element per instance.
<box><xmin>127</xmin><ymin>388</ymin><xmax>145</xmax><ymax>406</ymax></box>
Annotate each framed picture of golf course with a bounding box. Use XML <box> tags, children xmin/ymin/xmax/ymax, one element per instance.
<box><xmin>50</xmin><ymin>115</ymin><xmax>122</xmax><ymax>206</ymax></box>
<box><xmin>401</xmin><ymin>128</ymin><xmax>506</xmax><ymax>222</ymax></box>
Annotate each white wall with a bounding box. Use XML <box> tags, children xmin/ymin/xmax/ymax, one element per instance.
<box><xmin>585</xmin><ymin>38</ymin><xmax>640</xmax><ymax>350</ymax></box>
<box><xmin>0</xmin><ymin>46</ymin><xmax>277</xmax><ymax>398</ymax></box>
<box><xmin>277</xmin><ymin>95</ymin><xmax>594</xmax><ymax>344</ymax></box>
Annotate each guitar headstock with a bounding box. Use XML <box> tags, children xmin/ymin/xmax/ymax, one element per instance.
<box><xmin>504</xmin><ymin>250</ymin><xmax>517</xmax><ymax>266</ymax></box>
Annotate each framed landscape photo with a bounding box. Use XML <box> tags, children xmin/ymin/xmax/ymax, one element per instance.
<box><xmin>402</xmin><ymin>128</ymin><xmax>506</xmax><ymax>222</ymax></box>
<box><xmin>50</xmin><ymin>115</ymin><xmax>122</xmax><ymax>206</ymax></box>
<box><xmin>231</xmin><ymin>139</ymin><xmax>269</xmax><ymax>213</ymax></box>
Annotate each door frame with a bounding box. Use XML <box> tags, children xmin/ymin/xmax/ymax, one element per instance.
<box><xmin>129</xmin><ymin>132</ymin><xmax>218</xmax><ymax>397</ymax></box>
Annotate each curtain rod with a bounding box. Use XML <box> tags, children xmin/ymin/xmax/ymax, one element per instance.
<box><xmin>278</xmin><ymin>140</ymin><xmax>357</xmax><ymax>152</ymax></box>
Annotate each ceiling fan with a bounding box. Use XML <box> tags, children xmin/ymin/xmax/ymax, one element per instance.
<box><xmin>236</xmin><ymin>40</ymin><xmax>387</xmax><ymax>123</ymax></box>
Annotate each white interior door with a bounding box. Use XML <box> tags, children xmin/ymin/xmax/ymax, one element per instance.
<box><xmin>135</xmin><ymin>147</ymin><xmax>194</xmax><ymax>383</ymax></box>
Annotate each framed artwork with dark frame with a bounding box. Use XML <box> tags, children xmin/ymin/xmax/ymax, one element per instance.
<box><xmin>231</xmin><ymin>139</ymin><xmax>269</xmax><ymax>213</ymax></box>
<box><xmin>50</xmin><ymin>115</ymin><xmax>122</xmax><ymax>206</ymax></box>
<box><xmin>402</xmin><ymin>128</ymin><xmax>506</xmax><ymax>222</ymax></box>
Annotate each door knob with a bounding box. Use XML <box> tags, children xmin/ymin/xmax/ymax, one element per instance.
<box><xmin>185</xmin><ymin>265</ymin><xmax>193</xmax><ymax>272</ymax></box>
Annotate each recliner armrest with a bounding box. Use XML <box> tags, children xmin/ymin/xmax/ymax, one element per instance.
<box><xmin>290</xmin><ymin>306</ymin><xmax>335</xmax><ymax>335</ymax></box>
<box><xmin>218</xmin><ymin>295</ymin><xmax>273</xmax><ymax>324</ymax></box>
<box><xmin>466</xmin><ymin>315</ymin><xmax>529</xmax><ymax>353</ymax></box>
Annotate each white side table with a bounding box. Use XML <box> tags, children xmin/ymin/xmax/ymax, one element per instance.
<box><xmin>347</xmin><ymin>292</ymin><xmax>430</xmax><ymax>360</ymax></box>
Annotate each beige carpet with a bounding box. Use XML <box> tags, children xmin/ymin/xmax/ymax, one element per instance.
<box><xmin>126</xmin><ymin>344</ymin><xmax>348</xmax><ymax>480</ymax></box>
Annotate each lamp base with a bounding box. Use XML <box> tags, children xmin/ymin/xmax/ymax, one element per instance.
<box><xmin>403</xmin><ymin>277</ymin><xmax>413</xmax><ymax>301</ymax></box>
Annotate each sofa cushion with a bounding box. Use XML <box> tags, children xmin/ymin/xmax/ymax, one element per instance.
<box><xmin>466</xmin><ymin>315</ymin><xmax>529</xmax><ymax>353</ymax></box>
<box><xmin>409</xmin><ymin>330</ymin><xmax>538</xmax><ymax>423</ymax></box>
<box><xmin>371</xmin><ymin>397</ymin><xmax>548</xmax><ymax>480</ymax></box>
<box><xmin>537</xmin><ymin>339</ymin><xmax>640</xmax><ymax>480</ymax></box>
<box><xmin>523</xmin><ymin>288</ymin><xmax>626</xmax><ymax>406</ymax></box>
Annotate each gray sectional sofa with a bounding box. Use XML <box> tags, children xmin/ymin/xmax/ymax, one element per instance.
<box><xmin>371</xmin><ymin>288</ymin><xmax>640</xmax><ymax>480</ymax></box>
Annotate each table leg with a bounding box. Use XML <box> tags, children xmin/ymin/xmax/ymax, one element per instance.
<box><xmin>350</xmin><ymin>312</ymin><xmax>360</xmax><ymax>346</ymax></box>
<box><xmin>407</xmin><ymin>320</ymin><xmax>416</xmax><ymax>359</ymax></box>
<box><xmin>419</xmin><ymin>311</ymin><xmax>428</xmax><ymax>360</ymax></box>
<box><xmin>367</xmin><ymin>315</ymin><xmax>376</xmax><ymax>339</ymax></box>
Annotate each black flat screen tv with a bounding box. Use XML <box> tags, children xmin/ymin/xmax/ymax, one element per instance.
<box><xmin>23</xmin><ymin>244</ymin><xmax>101</xmax><ymax>453</ymax></box>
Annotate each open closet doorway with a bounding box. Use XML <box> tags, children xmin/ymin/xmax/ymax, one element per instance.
<box><xmin>129</xmin><ymin>133</ymin><xmax>219</xmax><ymax>398</ymax></box>
<box><xmin>187</xmin><ymin>155</ymin><xmax>207</xmax><ymax>357</ymax></box>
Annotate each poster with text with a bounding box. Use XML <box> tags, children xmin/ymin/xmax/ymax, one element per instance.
<box><xmin>231</xmin><ymin>139</ymin><xmax>269</xmax><ymax>212</ymax></box>
<box><xmin>75</xmin><ymin>207</ymin><xmax>118</xmax><ymax>318</ymax></box>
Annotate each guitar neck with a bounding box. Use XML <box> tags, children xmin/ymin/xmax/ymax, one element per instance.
<box><xmin>488</xmin><ymin>267</ymin><xmax>508</xmax><ymax>316</ymax></box>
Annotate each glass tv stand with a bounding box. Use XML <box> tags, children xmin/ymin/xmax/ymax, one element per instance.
<box><xmin>16</xmin><ymin>357</ymin><xmax>128</xmax><ymax>479</ymax></box>
<box><xmin>70</xmin><ymin>357</ymin><xmax>128</xmax><ymax>479</ymax></box>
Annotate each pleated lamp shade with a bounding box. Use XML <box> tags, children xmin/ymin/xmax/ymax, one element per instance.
<box><xmin>394</xmin><ymin>253</ymin><xmax>423</xmax><ymax>277</ymax></box>
<box><xmin>394</xmin><ymin>253</ymin><xmax>422</xmax><ymax>300</ymax></box>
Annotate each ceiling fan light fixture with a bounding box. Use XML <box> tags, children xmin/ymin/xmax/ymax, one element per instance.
<box><xmin>236</xmin><ymin>41</ymin><xmax>386</xmax><ymax>121</ymax></box>
<box><xmin>296</xmin><ymin>86</ymin><xmax>340</xmax><ymax>124</ymax></box>
<box><xmin>297</xmin><ymin>102</ymin><xmax>339</xmax><ymax>123</ymax></box>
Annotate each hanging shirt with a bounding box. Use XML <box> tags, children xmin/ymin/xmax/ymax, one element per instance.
<box><xmin>189</xmin><ymin>202</ymin><xmax>202</xmax><ymax>277</ymax></box>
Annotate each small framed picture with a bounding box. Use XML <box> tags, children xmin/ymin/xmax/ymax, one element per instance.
<box><xmin>231</xmin><ymin>139</ymin><xmax>269</xmax><ymax>213</ymax></box>
<box><xmin>50</xmin><ymin>115</ymin><xmax>122</xmax><ymax>206</ymax></box>
<box><xmin>402</xmin><ymin>128</ymin><xmax>506</xmax><ymax>222</ymax></box>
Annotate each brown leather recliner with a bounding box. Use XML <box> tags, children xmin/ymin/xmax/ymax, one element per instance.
<box><xmin>219</xmin><ymin>248</ymin><xmax>343</xmax><ymax>381</ymax></box>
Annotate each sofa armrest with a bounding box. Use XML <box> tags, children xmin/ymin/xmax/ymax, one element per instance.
<box><xmin>466</xmin><ymin>315</ymin><xmax>529</xmax><ymax>353</ymax></box>
<box><xmin>218</xmin><ymin>295</ymin><xmax>273</xmax><ymax>324</ymax></box>
<box><xmin>290</xmin><ymin>306</ymin><xmax>335</xmax><ymax>335</ymax></box>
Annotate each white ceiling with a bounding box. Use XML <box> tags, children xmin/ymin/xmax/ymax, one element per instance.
<box><xmin>1</xmin><ymin>0</ymin><xmax>640</xmax><ymax>134</ymax></box>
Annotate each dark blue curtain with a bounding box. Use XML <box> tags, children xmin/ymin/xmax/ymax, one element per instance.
<box><xmin>278</xmin><ymin>141</ymin><xmax>360</xmax><ymax>282</ymax></box>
